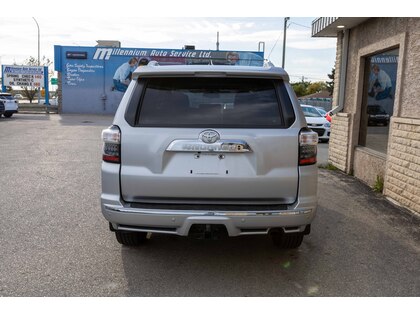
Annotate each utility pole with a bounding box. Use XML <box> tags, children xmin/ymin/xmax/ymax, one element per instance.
<box><xmin>216</xmin><ymin>31</ymin><xmax>219</xmax><ymax>51</ymax></box>
<box><xmin>282</xmin><ymin>17</ymin><xmax>290</xmax><ymax>69</ymax></box>
<box><xmin>32</xmin><ymin>17</ymin><xmax>41</xmax><ymax>104</ymax></box>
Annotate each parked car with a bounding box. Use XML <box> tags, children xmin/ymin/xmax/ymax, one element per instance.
<box><xmin>300</xmin><ymin>104</ymin><xmax>331</xmax><ymax>142</ymax></box>
<box><xmin>0</xmin><ymin>99</ymin><xmax>5</xmax><ymax>116</ymax></box>
<box><xmin>314</xmin><ymin>106</ymin><xmax>334</xmax><ymax>123</ymax></box>
<box><xmin>38</xmin><ymin>98</ymin><xmax>58</xmax><ymax>106</ymax></box>
<box><xmin>325</xmin><ymin>110</ymin><xmax>333</xmax><ymax>122</ymax></box>
<box><xmin>13</xmin><ymin>93</ymin><xmax>24</xmax><ymax>100</ymax></box>
<box><xmin>101</xmin><ymin>63</ymin><xmax>318</xmax><ymax>249</ymax></box>
<box><xmin>314</xmin><ymin>106</ymin><xmax>328</xmax><ymax>117</ymax></box>
<box><xmin>0</xmin><ymin>93</ymin><xmax>19</xmax><ymax>118</ymax></box>
<box><xmin>367</xmin><ymin>104</ymin><xmax>390</xmax><ymax>126</ymax></box>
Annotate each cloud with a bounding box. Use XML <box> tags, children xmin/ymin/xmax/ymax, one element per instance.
<box><xmin>288</xmin><ymin>39</ymin><xmax>337</xmax><ymax>50</ymax></box>
<box><xmin>0</xmin><ymin>17</ymin><xmax>336</xmax><ymax>82</ymax></box>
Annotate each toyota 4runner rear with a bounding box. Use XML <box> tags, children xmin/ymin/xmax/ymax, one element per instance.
<box><xmin>101</xmin><ymin>63</ymin><xmax>318</xmax><ymax>249</ymax></box>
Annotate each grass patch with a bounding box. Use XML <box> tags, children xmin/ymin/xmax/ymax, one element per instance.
<box><xmin>373</xmin><ymin>175</ymin><xmax>384</xmax><ymax>193</ymax></box>
<box><xmin>318</xmin><ymin>163</ymin><xmax>339</xmax><ymax>171</ymax></box>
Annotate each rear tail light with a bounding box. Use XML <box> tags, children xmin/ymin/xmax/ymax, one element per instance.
<box><xmin>102</xmin><ymin>125</ymin><xmax>121</xmax><ymax>163</ymax></box>
<box><xmin>299</xmin><ymin>128</ymin><xmax>318</xmax><ymax>166</ymax></box>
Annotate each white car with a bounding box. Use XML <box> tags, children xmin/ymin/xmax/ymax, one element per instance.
<box><xmin>0</xmin><ymin>93</ymin><xmax>19</xmax><ymax>118</ymax></box>
<box><xmin>38</xmin><ymin>98</ymin><xmax>58</xmax><ymax>106</ymax></box>
<box><xmin>300</xmin><ymin>104</ymin><xmax>330</xmax><ymax>142</ymax></box>
<box><xmin>314</xmin><ymin>106</ymin><xmax>327</xmax><ymax>117</ymax></box>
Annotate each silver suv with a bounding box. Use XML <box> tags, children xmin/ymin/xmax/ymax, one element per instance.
<box><xmin>101</xmin><ymin>63</ymin><xmax>318</xmax><ymax>248</ymax></box>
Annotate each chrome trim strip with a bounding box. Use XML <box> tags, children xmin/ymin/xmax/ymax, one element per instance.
<box><xmin>166</xmin><ymin>139</ymin><xmax>251</xmax><ymax>153</ymax></box>
<box><xmin>104</xmin><ymin>204</ymin><xmax>312</xmax><ymax>216</ymax></box>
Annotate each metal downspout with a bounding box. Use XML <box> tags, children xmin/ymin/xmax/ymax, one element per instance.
<box><xmin>332</xmin><ymin>29</ymin><xmax>349</xmax><ymax>114</ymax></box>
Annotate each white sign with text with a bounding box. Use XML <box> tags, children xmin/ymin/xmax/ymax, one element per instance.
<box><xmin>2</xmin><ymin>65</ymin><xmax>45</xmax><ymax>88</ymax></box>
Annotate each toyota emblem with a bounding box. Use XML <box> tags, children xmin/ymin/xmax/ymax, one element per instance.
<box><xmin>199</xmin><ymin>130</ymin><xmax>220</xmax><ymax>144</ymax></box>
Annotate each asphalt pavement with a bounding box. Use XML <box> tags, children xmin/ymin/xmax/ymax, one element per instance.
<box><xmin>0</xmin><ymin>114</ymin><xmax>418</xmax><ymax>296</ymax></box>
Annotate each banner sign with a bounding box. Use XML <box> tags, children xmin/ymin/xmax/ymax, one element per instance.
<box><xmin>90</xmin><ymin>47</ymin><xmax>264</xmax><ymax>66</ymax></box>
<box><xmin>2</xmin><ymin>65</ymin><xmax>45</xmax><ymax>88</ymax></box>
<box><xmin>54</xmin><ymin>45</ymin><xmax>265</xmax><ymax>114</ymax></box>
<box><xmin>367</xmin><ymin>49</ymin><xmax>399</xmax><ymax>116</ymax></box>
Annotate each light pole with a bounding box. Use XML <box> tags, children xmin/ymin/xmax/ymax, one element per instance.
<box><xmin>32</xmin><ymin>17</ymin><xmax>40</xmax><ymax>103</ymax></box>
<box><xmin>282</xmin><ymin>17</ymin><xmax>290</xmax><ymax>69</ymax></box>
<box><xmin>32</xmin><ymin>17</ymin><xmax>40</xmax><ymax>66</ymax></box>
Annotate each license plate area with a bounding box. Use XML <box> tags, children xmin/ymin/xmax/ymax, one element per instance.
<box><xmin>190</xmin><ymin>153</ymin><xmax>227</xmax><ymax>175</ymax></box>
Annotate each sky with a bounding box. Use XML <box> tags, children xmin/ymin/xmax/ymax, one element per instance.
<box><xmin>1</xmin><ymin>0</ymin><xmax>408</xmax><ymax>85</ymax></box>
<box><xmin>0</xmin><ymin>0</ymin><xmax>342</xmax><ymax>81</ymax></box>
<box><xmin>0</xmin><ymin>16</ymin><xmax>336</xmax><ymax>82</ymax></box>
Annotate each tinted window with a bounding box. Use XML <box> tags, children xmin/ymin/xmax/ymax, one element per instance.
<box><xmin>0</xmin><ymin>94</ymin><xmax>14</xmax><ymax>100</ymax></box>
<box><xmin>135</xmin><ymin>78</ymin><xmax>290</xmax><ymax>128</ymax></box>
<box><xmin>367</xmin><ymin>105</ymin><xmax>386</xmax><ymax>115</ymax></box>
<box><xmin>316</xmin><ymin>108</ymin><xmax>327</xmax><ymax>116</ymax></box>
<box><xmin>301</xmin><ymin>106</ymin><xmax>322</xmax><ymax>117</ymax></box>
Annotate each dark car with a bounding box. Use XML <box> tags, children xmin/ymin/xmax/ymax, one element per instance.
<box><xmin>367</xmin><ymin>105</ymin><xmax>390</xmax><ymax>126</ymax></box>
<box><xmin>0</xmin><ymin>101</ymin><xmax>5</xmax><ymax>116</ymax></box>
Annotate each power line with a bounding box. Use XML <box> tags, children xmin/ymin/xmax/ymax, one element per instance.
<box><xmin>268</xmin><ymin>18</ymin><xmax>291</xmax><ymax>60</ymax></box>
<box><xmin>289</xmin><ymin>22</ymin><xmax>311</xmax><ymax>29</ymax></box>
<box><xmin>267</xmin><ymin>31</ymin><xmax>283</xmax><ymax>60</ymax></box>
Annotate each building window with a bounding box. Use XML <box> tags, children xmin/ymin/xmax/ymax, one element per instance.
<box><xmin>359</xmin><ymin>48</ymin><xmax>399</xmax><ymax>153</ymax></box>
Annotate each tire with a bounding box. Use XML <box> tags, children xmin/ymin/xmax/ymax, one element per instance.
<box><xmin>4</xmin><ymin>112</ymin><xmax>13</xmax><ymax>118</ymax></box>
<box><xmin>271</xmin><ymin>232</ymin><xmax>304</xmax><ymax>249</ymax></box>
<box><xmin>115</xmin><ymin>231</ymin><xmax>147</xmax><ymax>246</ymax></box>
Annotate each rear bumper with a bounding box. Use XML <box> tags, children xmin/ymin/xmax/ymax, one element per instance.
<box><xmin>101</xmin><ymin>162</ymin><xmax>317</xmax><ymax>237</ymax></box>
<box><xmin>101</xmin><ymin>200</ymin><xmax>316</xmax><ymax>237</ymax></box>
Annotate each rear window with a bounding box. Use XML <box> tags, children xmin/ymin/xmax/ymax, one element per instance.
<box><xmin>131</xmin><ymin>77</ymin><xmax>294</xmax><ymax>128</ymax></box>
<box><xmin>301</xmin><ymin>106</ymin><xmax>322</xmax><ymax>117</ymax></box>
<box><xmin>0</xmin><ymin>94</ymin><xmax>14</xmax><ymax>100</ymax></box>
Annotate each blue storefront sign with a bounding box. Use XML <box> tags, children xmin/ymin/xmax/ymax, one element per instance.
<box><xmin>54</xmin><ymin>45</ymin><xmax>264</xmax><ymax>114</ymax></box>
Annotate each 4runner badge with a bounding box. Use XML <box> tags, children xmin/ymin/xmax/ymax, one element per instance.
<box><xmin>199</xmin><ymin>130</ymin><xmax>220</xmax><ymax>144</ymax></box>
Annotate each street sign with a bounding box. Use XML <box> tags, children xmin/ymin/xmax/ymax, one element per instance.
<box><xmin>1</xmin><ymin>65</ymin><xmax>50</xmax><ymax>104</ymax></box>
<box><xmin>51</xmin><ymin>78</ymin><xmax>58</xmax><ymax>85</ymax></box>
<box><xmin>2</xmin><ymin>65</ymin><xmax>45</xmax><ymax>88</ymax></box>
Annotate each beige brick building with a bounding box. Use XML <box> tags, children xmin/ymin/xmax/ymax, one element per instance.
<box><xmin>312</xmin><ymin>17</ymin><xmax>420</xmax><ymax>214</ymax></box>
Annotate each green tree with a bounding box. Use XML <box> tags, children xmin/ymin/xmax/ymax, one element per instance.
<box><xmin>292</xmin><ymin>81</ymin><xmax>327</xmax><ymax>97</ymax></box>
<box><xmin>21</xmin><ymin>56</ymin><xmax>52</xmax><ymax>103</ymax></box>
<box><xmin>326</xmin><ymin>67</ymin><xmax>335</xmax><ymax>96</ymax></box>
<box><xmin>307</xmin><ymin>81</ymin><xmax>328</xmax><ymax>95</ymax></box>
<box><xmin>292</xmin><ymin>81</ymin><xmax>310</xmax><ymax>97</ymax></box>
